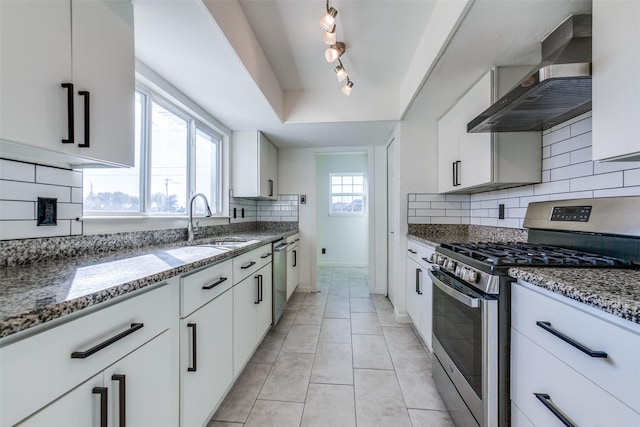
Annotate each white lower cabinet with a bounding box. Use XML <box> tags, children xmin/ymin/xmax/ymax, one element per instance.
<box><xmin>511</xmin><ymin>281</ymin><xmax>640</xmax><ymax>426</ymax></box>
<box><xmin>286</xmin><ymin>234</ymin><xmax>300</xmax><ymax>300</ymax></box>
<box><xmin>0</xmin><ymin>282</ymin><xmax>177</xmax><ymax>427</ymax></box>
<box><xmin>233</xmin><ymin>262</ymin><xmax>273</xmax><ymax>377</ymax></box>
<box><xmin>180</xmin><ymin>290</ymin><xmax>233</xmax><ymax>427</ymax></box>
<box><xmin>405</xmin><ymin>240</ymin><xmax>435</xmax><ymax>350</ymax></box>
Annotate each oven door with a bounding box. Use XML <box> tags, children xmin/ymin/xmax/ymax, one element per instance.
<box><xmin>429</xmin><ymin>268</ymin><xmax>498</xmax><ymax>427</ymax></box>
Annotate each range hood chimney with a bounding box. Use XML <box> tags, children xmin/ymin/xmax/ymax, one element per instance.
<box><xmin>468</xmin><ymin>14</ymin><xmax>592</xmax><ymax>133</ymax></box>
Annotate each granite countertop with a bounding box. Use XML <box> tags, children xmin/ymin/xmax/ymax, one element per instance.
<box><xmin>0</xmin><ymin>230</ymin><xmax>297</xmax><ymax>339</ymax></box>
<box><xmin>509</xmin><ymin>267</ymin><xmax>640</xmax><ymax>324</ymax></box>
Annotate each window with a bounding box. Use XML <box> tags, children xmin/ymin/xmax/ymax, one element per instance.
<box><xmin>83</xmin><ymin>87</ymin><xmax>223</xmax><ymax>216</ymax></box>
<box><xmin>330</xmin><ymin>173</ymin><xmax>366</xmax><ymax>214</ymax></box>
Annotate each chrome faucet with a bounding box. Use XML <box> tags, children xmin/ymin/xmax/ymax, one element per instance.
<box><xmin>187</xmin><ymin>193</ymin><xmax>213</xmax><ymax>242</ymax></box>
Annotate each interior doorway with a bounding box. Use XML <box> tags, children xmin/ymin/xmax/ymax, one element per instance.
<box><xmin>315</xmin><ymin>152</ymin><xmax>369</xmax><ymax>270</ymax></box>
<box><xmin>386</xmin><ymin>139</ymin><xmax>396</xmax><ymax>306</ymax></box>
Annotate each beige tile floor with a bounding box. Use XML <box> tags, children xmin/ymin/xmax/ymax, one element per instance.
<box><xmin>208</xmin><ymin>266</ymin><xmax>454</xmax><ymax>427</ymax></box>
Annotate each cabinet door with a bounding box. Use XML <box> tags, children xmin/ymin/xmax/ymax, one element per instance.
<box><xmin>456</xmin><ymin>71</ymin><xmax>493</xmax><ymax>189</ymax></box>
<box><xmin>406</xmin><ymin>258</ymin><xmax>422</xmax><ymax>327</ymax></box>
<box><xmin>419</xmin><ymin>265</ymin><xmax>433</xmax><ymax>351</ymax></box>
<box><xmin>71</xmin><ymin>0</ymin><xmax>135</xmax><ymax>167</ymax></box>
<box><xmin>286</xmin><ymin>246</ymin><xmax>299</xmax><ymax>300</ymax></box>
<box><xmin>233</xmin><ymin>275</ymin><xmax>259</xmax><ymax>377</ymax></box>
<box><xmin>268</xmin><ymin>139</ymin><xmax>278</xmax><ymax>197</ymax></box>
<box><xmin>259</xmin><ymin>134</ymin><xmax>273</xmax><ymax>198</ymax></box>
<box><xmin>437</xmin><ymin>107</ymin><xmax>460</xmax><ymax>193</ymax></box>
<box><xmin>0</xmin><ymin>0</ymin><xmax>71</xmax><ymax>150</ymax></box>
<box><xmin>256</xmin><ymin>263</ymin><xmax>273</xmax><ymax>339</ymax></box>
<box><xmin>181</xmin><ymin>290</ymin><xmax>233</xmax><ymax>427</ymax></box>
<box><xmin>17</xmin><ymin>373</ymin><xmax>104</xmax><ymax>427</ymax></box>
<box><xmin>592</xmin><ymin>0</ymin><xmax>640</xmax><ymax>161</ymax></box>
<box><xmin>105</xmin><ymin>331</ymin><xmax>177</xmax><ymax>427</ymax></box>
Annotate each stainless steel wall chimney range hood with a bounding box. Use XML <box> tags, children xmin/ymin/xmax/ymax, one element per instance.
<box><xmin>468</xmin><ymin>14</ymin><xmax>592</xmax><ymax>133</ymax></box>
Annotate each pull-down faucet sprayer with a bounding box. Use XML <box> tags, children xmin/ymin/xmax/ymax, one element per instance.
<box><xmin>187</xmin><ymin>193</ymin><xmax>213</xmax><ymax>242</ymax></box>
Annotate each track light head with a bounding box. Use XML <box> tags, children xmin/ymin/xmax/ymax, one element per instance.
<box><xmin>325</xmin><ymin>42</ymin><xmax>345</xmax><ymax>63</ymax></box>
<box><xmin>342</xmin><ymin>79</ymin><xmax>354</xmax><ymax>96</ymax></box>
<box><xmin>320</xmin><ymin>7</ymin><xmax>338</xmax><ymax>31</ymax></box>
<box><xmin>322</xmin><ymin>28</ymin><xmax>337</xmax><ymax>45</ymax></box>
<box><xmin>334</xmin><ymin>64</ymin><xmax>348</xmax><ymax>82</ymax></box>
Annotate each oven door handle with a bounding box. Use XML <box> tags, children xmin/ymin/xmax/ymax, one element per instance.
<box><xmin>428</xmin><ymin>269</ymin><xmax>480</xmax><ymax>308</ymax></box>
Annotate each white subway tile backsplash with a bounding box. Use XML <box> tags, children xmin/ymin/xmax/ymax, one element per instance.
<box><xmin>415</xmin><ymin>194</ymin><xmax>446</xmax><ymax>202</ymax></box>
<box><xmin>71</xmin><ymin>187</ymin><xmax>83</xmax><ymax>204</ymax></box>
<box><xmin>507</xmin><ymin>207</ymin><xmax>528</xmax><ymax>219</ymax></box>
<box><xmin>36</xmin><ymin>165</ymin><xmax>82</xmax><ymax>187</ymax></box>
<box><xmin>416</xmin><ymin>209</ymin><xmax>446</xmax><ymax>217</ymax></box>
<box><xmin>550</xmin><ymin>131</ymin><xmax>591</xmax><ymax>156</ymax></box>
<box><xmin>480</xmin><ymin>218</ymin><xmax>498</xmax><ymax>227</ymax></box>
<box><xmin>542</xmin><ymin>153</ymin><xmax>570</xmax><ymax>171</ymax></box>
<box><xmin>409</xmin><ymin>216</ymin><xmax>430</xmax><ymax>224</ymax></box>
<box><xmin>471</xmin><ymin>209</ymin><xmax>489</xmax><ymax>218</ymax></box>
<box><xmin>519</xmin><ymin>195</ymin><xmax>551</xmax><ymax>208</ymax></box>
<box><xmin>543</xmin><ymin>125</ymin><xmax>571</xmax><ymax>146</ymax></box>
<box><xmin>71</xmin><ymin>219</ymin><xmax>83</xmax><ymax>236</ymax></box>
<box><xmin>480</xmin><ymin>199</ymin><xmax>498</xmax><ymax>209</ymax></box>
<box><xmin>0</xmin><ymin>180</ymin><xmax>71</xmax><ymax>203</ymax></box>
<box><xmin>593</xmin><ymin>160</ymin><xmax>640</xmax><ymax>175</ymax></box>
<box><xmin>0</xmin><ymin>220</ymin><xmax>72</xmax><ymax>240</ymax></box>
<box><xmin>408</xmin><ymin>194</ymin><xmax>416</xmax><ymax>202</ymax></box>
<box><xmin>57</xmin><ymin>203</ymin><xmax>82</xmax><ymax>220</ymax></box>
<box><xmin>570</xmin><ymin>147</ymin><xmax>592</xmax><ymax>164</ymax></box>
<box><xmin>533</xmin><ymin>180</ymin><xmax>570</xmax><ymax>195</ymax></box>
<box><xmin>431</xmin><ymin>201</ymin><xmax>461</xmax><ymax>209</ymax></box>
<box><xmin>624</xmin><ymin>168</ymin><xmax>640</xmax><ymax>187</ymax></box>
<box><xmin>0</xmin><ymin>201</ymin><xmax>35</xmax><ymax>220</ymax></box>
<box><xmin>431</xmin><ymin>216</ymin><xmax>462</xmax><ymax>225</ymax></box>
<box><xmin>570</xmin><ymin>172</ymin><xmax>623</xmax><ymax>192</ymax></box>
<box><xmin>446</xmin><ymin>209</ymin><xmax>468</xmax><ymax>217</ymax></box>
<box><xmin>508</xmin><ymin>186</ymin><xmax>534</xmax><ymax>198</ymax></box>
<box><xmin>593</xmin><ymin>186</ymin><xmax>640</xmax><ymax>197</ymax></box>
<box><xmin>570</xmin><ymin>116</ymin><xmax>592</xmax><ymax>137</ymax></box>
<box><xmin>550</xmin><ymin>162</ymin><xmax>593</xmax><ymax>181</ymax></box>
<box><xmin>497</xmin><ymin>218</ymin><xmax>520</xmax><ymax>228</ymax></box>
<box><xmin>444</xmin><ymin>194</ymin><xmax>471</xmax><ymax>202</ymax></box>
<box><xmin>542</xmin><ymin>170</ymin><xmax>551</xmax><ymax>182</ymax></box>
<box><xmin>0</xmin><ymin>159</ymin><xmax>35</xmax><ymax>182</ymax></box>
<box><xmin>542</xmin><ymin>145</ymin><xmax>551</xmax><ymax>159</ymax></box>
<box><xmin>408</xmin><ymin>201</ymin><xmax>431</xmax><ymax>209</ymax></box>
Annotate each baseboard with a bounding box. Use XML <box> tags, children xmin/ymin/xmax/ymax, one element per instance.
<box><xmin>294</xmin><ymin>285</ymin><xmax>312</xmax><ymax>293</ymax></box>
<box><xmin>317</xmin><ymin>262</ymin><xmax>369</xmax><ymax>267</ymax></box>
<box><xmin>394</xmin><ymin>311</ymin><xmax>412</xmax><ymax>324</ymax></box>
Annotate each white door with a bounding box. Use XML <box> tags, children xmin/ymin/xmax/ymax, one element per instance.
<box><xmin>387</xmin><ymin>139</ymin><xmax>396</xmax><ymax>305</ymax></box>
<box><xmin>233</xmin><ymin>276</ymin><xmax>258</xmax><ymax>376</ymax></box>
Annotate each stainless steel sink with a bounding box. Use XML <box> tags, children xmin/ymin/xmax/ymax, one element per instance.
<box><xmin>197</xmin><ymin>239</ymin><xmax>258</xmax><ymax>250</ymax></box>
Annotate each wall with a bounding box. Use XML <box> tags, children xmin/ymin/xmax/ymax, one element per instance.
<box><xmin>407</xmin><ymin>112</ymin><xmax>640</xmax><ymax>226</ymax></box>
<box><xmin>0</xmin><ymin>159</ymin><xmax>83</xmax><ymax>240</ymax></box>
<box><xmin>315</xmin><ymin>153</ymin><xmax>369</xmax><ymax>267</ymax></box>
<box><xmin>229</xmin><ymin>194</ymin><xmax>299</xmax><ymax>224</ymax></box>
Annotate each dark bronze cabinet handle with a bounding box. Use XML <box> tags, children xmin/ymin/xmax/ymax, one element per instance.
<box><xmin>71</xmin><ymin>323</ymin><xmax>144</xmax><ymax>359</ymax></box>
<box><xmin>259</xmin><ymin>275</ymin><xmax>263</xmax><ymax>302</ymax></box>
<box><xmin>187</xmin><ymin>323</ymin><xmax>197</xmax><ymax>372</ymax></box>
<box><xmin>408</xmin><ymin>249</ymin><xmax>417</xmax><ymax>254</ymax></box>
<box><xmin>293</xmin><ymin>250</ymin><xmax>297</xmax><ymax>267</ymax></box>
<box><xmin>78</xmin><ymin>90</ymin><xmax>90</xmax><ymax>147</ymax></box>
<box><xmin>534</xmin><ymin>393</ymin><xmax>576</xmax><ymax>427</ymax></box>
<box><xmin>415</xmin><ymin>268</ymin><xmax>422</xmax><ymax>295</ymax></box>
<box><xmin>261</xmin><ymin>253</ymin><xmax>272</xmax><ymax>259</ymax></box>
<box><xmin>254</xmin><ymin>275</ymin><xmax>261</xmax><ymax>304</ymax></box>
<box><xmin>93</xmin><ymin>387</ymin><xmax>108</xmax><ymax>427</ymax></box>
<box><xmin>202</xmin><ymin>276</ymin><xmax>227</xmax><ymax>290</ymax></box>
<box><xmin>61</xmin><ymin>83</ymin><xmax>74</xmax><ymax>144</ymax></box>
<box><xmin>536</xmin><ymin>321</ymin><xmax>608</xmax><ymax>358</ymax></box>
<box><xmin>112</xmin><ymin>374</ymin><xmax>126</xmax><ymax>427</ymax></box>
<box><xmin>241</xmin><ymin>261</ymin><xmax>256</xmax><ymax>269</ymax></box>
<box><xmin>269</xmin><ymin>179</ymin><xmax>274</xmax><ymax>197</ymax></box>
<box><xmin>452</xmin><ymin>161</ymin><xmax>456</xmax><ymax>186</ymax></box>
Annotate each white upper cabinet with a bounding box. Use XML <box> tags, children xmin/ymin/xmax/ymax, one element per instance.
<box><xmin>437</xmin><ymin>68</ymin><xmax>541</xmax><ymax>193</ymax></box>
<box><xmin>232</xmin><ymin>131</ymin><xmax>278</xmax><ymax>200</ymax></box>
<box><xmin>592</xmin><ymin>0</ymin><xmax>640</xmax><ymax>162</ymax></box>
<box><xmin>0</xmin><ymin>0</ymin><xmax>135</xmax><ymax>168</ymax></box>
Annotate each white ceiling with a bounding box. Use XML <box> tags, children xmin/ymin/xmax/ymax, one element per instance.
<box><xmin>133</xmin><ymin>0</ymin><xmax>592</xmax><ymax>148</ymax></box>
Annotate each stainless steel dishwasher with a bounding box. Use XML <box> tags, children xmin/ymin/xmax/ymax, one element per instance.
<box><xmin>272</xmin><ymin>239</ymin><xmax>288</xmax><ymax>325</ymax></box>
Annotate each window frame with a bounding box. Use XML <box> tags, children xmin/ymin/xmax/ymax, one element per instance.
<box><xmin>328</xmin><ymin>173</ymin><xmax>367</xmax><ymax>216</ymax></box>
<box><xmin>83</xmin><ymin>82</ymin><xmax>224</xmax><ymax>218</ymax></box>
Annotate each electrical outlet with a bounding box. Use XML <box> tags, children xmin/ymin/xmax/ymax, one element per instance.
<box><xmin>498</xmin><ymin>204</ymin><xmax>505</xmax><ymax>220</ymax></box>
<box><xmin>37</xmin><ymin>197</ymin><xmax>57</xmax><ymax>226</ymax></box>
<box><xmin>321</xmin><ymin>248</ymin><xmax>326</xmax><ymax>254</ymax></box>
<box><xmin>300</xmin><ymin>195</ymin><xmax>307</xmax><ymax>204</ymax></box>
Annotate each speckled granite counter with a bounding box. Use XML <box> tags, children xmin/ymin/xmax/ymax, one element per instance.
<box><xmin>509</xmin><ymin>267</ymin><xmax>640</xmax><ymax>324</ymax></box>
<box><xmin>0</xmin><ymin>230</ymin><xmax>296</xmax><ymax>339</ymax></box>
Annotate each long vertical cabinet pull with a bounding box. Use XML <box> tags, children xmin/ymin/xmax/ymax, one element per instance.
<box><xmin>415</xmin><ymin>268</ymin><xmax>422</xmax><ymax>295</ymax></box>
<box><xmin>92</xmin><ymin>387</ymin><xmax>108</xmax><ymax>427</ymax></box>
<box><xmin>187</xmin><ymin>323</ymin><xmax>197</xmax><ymax>372</ymax></box>
<box><xmin>293</xmin><ymin>250</ymin><xmax>297</xmax><ymax>267</ymax></box>
<box><xmin>78</xmin><ymin>91</ymin><xmax>90</xmax><ymax>147</ymax></box>
<box><xmin>452</xmin><ymin>162</ymin><xmax>456</xmax><ymax>187</ymax></box>
<box><xmin>534</xmin><ymin>393</ymin><xmax>576</xmax><ymax>427</ymax></box>
<box><xmin>61</xmin><ymin>83</ymin><xmax>75</xmax><ymax>144</ymax></box>
<box><xmin>254</xmin><ymin>275</ymin><xmax>260</xmax><ymax>304</ymax></box>
<box><xmin>268</xmin><ymin>179</ymin><xmax>274</xmax><ymax>197</ymax></box>
<box><xmin>112</xmin><ymin>374</ymin><xmax>126</xmax><ymax>427</ymax></box>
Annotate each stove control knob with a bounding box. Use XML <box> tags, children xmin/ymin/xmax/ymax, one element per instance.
<box><xmin>445</xmin><ymin>259</ymin><xmax>456</xmax><ymax>272</ymax></box>
<box><xmin>429</xmin><ymin>253</ymin><xmax>437</xmax><ymax>264</ymax></box>
<box><xmin>466</xmin><ymin>269</ymin><xmax>478</xmax><ymax>283</ymax></box>
<box><xmin>436</xmin><ymin>255</ymin><xmax>445</xmax><ymax>266</ymax></box>
<box><xmin>455</xmin><ymin>265</ymin><xmax>462</xmax><ymax>277</ymax></box>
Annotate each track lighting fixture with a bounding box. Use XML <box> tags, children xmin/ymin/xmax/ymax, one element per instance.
<box><xmin>320</xmin><ymin>1</ymin><xmax>354</xmax><ymax>95</ymax></box>
<box><xmin>341</xmin><ymin>79</ymin><xmax>354</xmax><ymax>96</ymax></box>
<box><xmin>319</xmin><ymin>6</ymin><xmax>338</xmax><ymax>31</ymax></box>
<box><xmin>325</xmin><ymin>42</ymin><xmax>345</xmax><ymax>63</ymax></box>
<box><xmin>334</xmin><ymin>62</ymin><xmax>348</xmax><ymax>82</ymax></box>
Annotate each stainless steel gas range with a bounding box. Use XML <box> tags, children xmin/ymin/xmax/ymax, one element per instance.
<box><xmin>429</xmin><ymin>196</ymin><xmax>640</xmax><ymax>427</ymax></box>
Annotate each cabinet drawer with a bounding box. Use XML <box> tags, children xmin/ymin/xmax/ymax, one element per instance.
<box><xmin>233</xmin><ymin>245</ymin><xmax>272</xmax><ymax>284</ymax></box>
<box><xmin>512</xmin><ymin>281</ymin><xmax>640</xmax><ymax>412</ymax></box>
<box><xmin>407</xmin><ymin>240</ymin><xmax>436</xmax><ymax>266</ymax></box>
<box><xmin>511</xmin><ymin>329</ymin><xmax>640</xmax><ymax>427</ymax></box>
<box><xmin>286</xmin><ymin>233</ymin><xmax>299</xmax><ymax>244</ymax></box>
<box><xmin>181</xmin><ymin>259</ymin><xmax>232</xmax><ymax>317</ymax></box>
<box><xmin>0</xmin><ymin>283</ymin><xmax>173</xmax><ymax>426</ymax></box>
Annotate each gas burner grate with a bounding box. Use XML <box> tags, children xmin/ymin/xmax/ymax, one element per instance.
<box><xmin>440</xmin><ymin>242</ymin><xmax>634</xmax><ymax>268</ymax></box>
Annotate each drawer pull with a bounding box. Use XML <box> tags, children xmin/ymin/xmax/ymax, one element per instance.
<box><xmin>241</xmin><ymin>261</ymin><xmax>256</xmax><ymax>269</ymax></box>
<box><xmin>254</xmin><ymin>275</ymin><xmax>262</xmax><ymax>304</ymax></box>
<box><xmin>408</xmin><ymin>249</ymin><xmax>417</xmax><ymax>254</ymax></box>
<box><xmin>71</xmin><ymin>323</ymin><xmax>144</xmax><ymax>359</ymax></box>
<box><xmin>422</xmin><ymin>257</ymin><xmax>434</xmax><ymax>265</ymax></box>
<box><xmin>415</xmin><ymin>268</ymin><xmax>422</xmax><ymax>295</ymax></box>
<box><xmin>261</xmin><ymin>253</ymin><xmax>272</xmax><ymax>259</ymax></box>
<box><xmin>112</xmin><ymin>374</ymin><xmax>126</xmax><ymax>427</ymax></box>
<box><xmin>536</xmin><ymin>321</ymin><xmax>608</xmax><ymax>358</ymax></box>
<box><xmin>93</xmin><ymin>387</ymin><xmax>108</xmax><ymax>427</ymax></box>
<box><xmin>77</xmin><ymin>90</ymin><xmax>90</xmax><ymax>147</ymax></box>
<box><xmin>202</xmin><ymin>276</ymin><xmax>227</xmax><ymax>290</ymax></box>
<box><xmin>534</xmin><ymin>393</ymin><xmax>576</xmax><ymax>427</ymax></box>
<box><xmin>61</xmin><ymin>83</ymin><xmax>74</xmax><ymax>144</ymax></box>
<box><xmin>187</xmin><ymin>323</ymin><xmax>197</xmax><ymax>372</ymax></box>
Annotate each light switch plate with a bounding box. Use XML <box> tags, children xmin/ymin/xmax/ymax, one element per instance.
<box><xmin>300</xmin><ymin>195</ymin><xmax>307</xmax><ymax>204</ymax></box>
